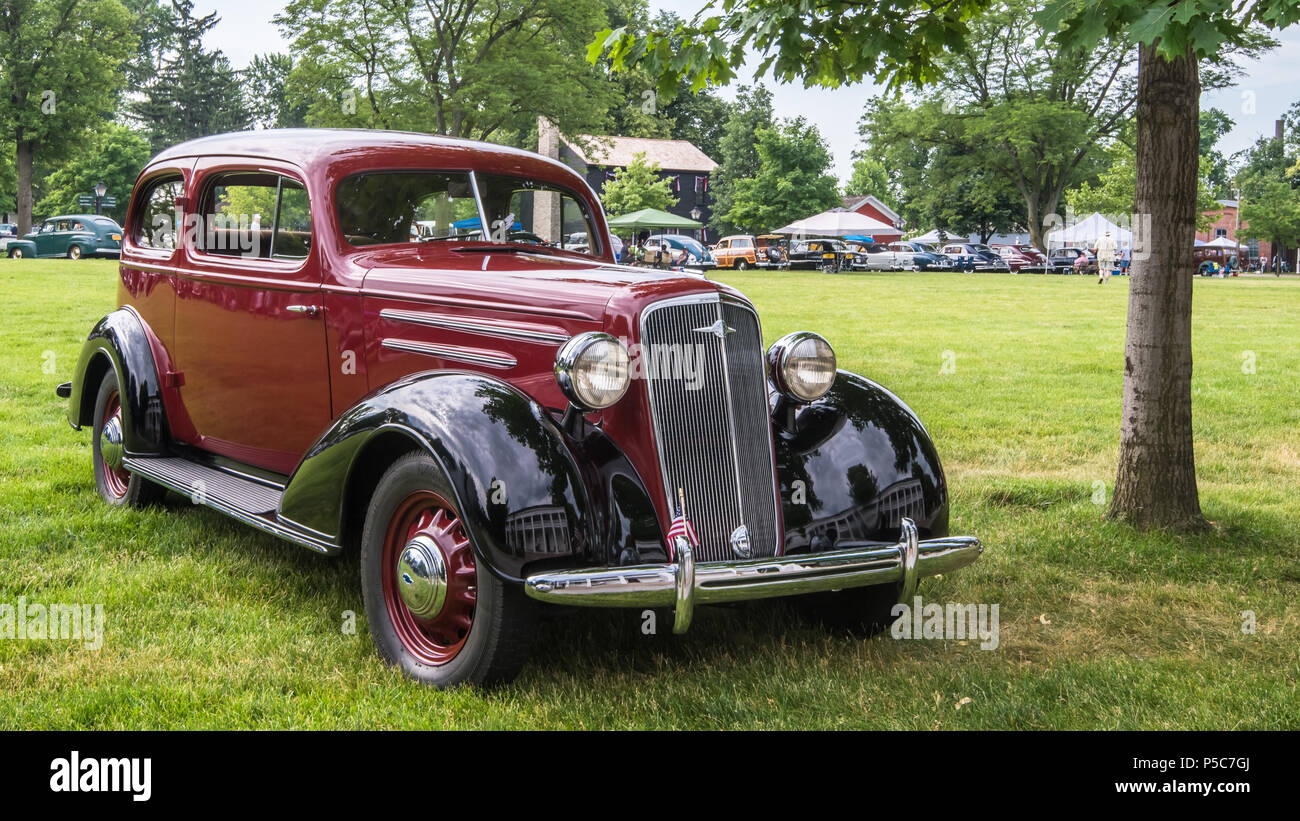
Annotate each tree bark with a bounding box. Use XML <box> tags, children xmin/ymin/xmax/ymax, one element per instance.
<box><xmin>1109</xmin><ymin>44</ymin><xmax>1206</xmax><ymax>530</ymax></box>
<box><xmin>16</xmin><ymin>139</ymin><xmax>34</xmax><ymax>236</ymax></box>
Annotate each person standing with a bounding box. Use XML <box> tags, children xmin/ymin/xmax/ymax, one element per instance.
<box><xmin>1095</xmin><ymin>230</ymin><xmax>1117</xmax><ymax>285</ymax></box>
<box><xmin>1119</xmin><ymin>243</ymin><xmax>1132</xmax><ymax>276</ymax></box>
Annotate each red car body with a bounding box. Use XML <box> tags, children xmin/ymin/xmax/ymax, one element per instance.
<box><xmin>63</xmin><ymin>130</ymin><xmax>981</xmax><ymax>686</ymax></box>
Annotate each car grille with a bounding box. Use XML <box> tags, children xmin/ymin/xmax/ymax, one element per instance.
<box><xmin>641</xmin><ymin>295</ymin><xmax>780</xmax><ymax>562</ymax></box>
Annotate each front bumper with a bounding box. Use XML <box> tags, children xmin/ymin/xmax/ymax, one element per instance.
<box><xmin>524</xmin><ymin>518</ymin><xmax>982</xmax><ymax>634</ymax></box>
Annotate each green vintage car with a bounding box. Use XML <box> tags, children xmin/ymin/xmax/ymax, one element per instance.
<box><xmin>5</xmin><ymin>214</ymin><xmax>123</xmax><ymax>259</ymax></box>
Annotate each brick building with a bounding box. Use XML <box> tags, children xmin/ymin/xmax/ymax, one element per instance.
<box><xmin>1198</xmin><ymin>198</ymin><xmax>1296</xmax><ymax>269</ymax></box>
<box><xmin>538</xmin><ymin>120</ymin><xmax>718</xmax><ymax>242</ymax></box>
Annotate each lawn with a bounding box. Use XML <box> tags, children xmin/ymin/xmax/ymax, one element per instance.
<box><xmin>1</xmin><ymin>258</ymin><xmax>1297</xmax><ymax>729</ymax></box>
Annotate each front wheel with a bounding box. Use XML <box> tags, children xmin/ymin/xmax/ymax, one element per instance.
<box><xmin>91</xmin><ymin>369</ymin><xmax>166</xmax><ymax>507</ymax></box>
<box><xmin>360</xmin><ymin>452</ymin><xmax>533</xmax><ymax>687</ymax></box>
<box><xmin>735</xmin><ymin>259</ymin><xmax>749</xmax><ymax>271</ymax></box>
<box><xmin>8</xmin><ymin>248</ymin><xmax>23</xmax><ymax>259</ymax></box>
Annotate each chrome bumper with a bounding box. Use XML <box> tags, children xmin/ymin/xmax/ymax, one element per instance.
<box><xmin>524</xmin><ymin>518</ymin><xmax>982</xmax><ymax>634</ymax></box>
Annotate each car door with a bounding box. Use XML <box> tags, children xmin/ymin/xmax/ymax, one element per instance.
<box><xmin>32</xmin><ymin>221</ymin><xmax>57</xmax><ymax>255</ymax></box>
<box><xmin>171</xmin><ymin>161</ymin><xmax>332</xmax><ymax>475</ymax></box>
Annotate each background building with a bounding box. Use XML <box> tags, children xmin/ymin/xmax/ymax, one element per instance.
<box><xmin>539</xmin><ymin>120</ymin><xmax>717</xmax><ymax>242</ymax></box>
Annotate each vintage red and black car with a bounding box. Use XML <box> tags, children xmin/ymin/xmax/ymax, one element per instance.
<box><xmin>58</xmin><ymin>130</ymin><xmax>983</xmax><ymax>687</ymax></box>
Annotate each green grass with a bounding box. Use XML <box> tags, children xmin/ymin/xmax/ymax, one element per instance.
<box><xmin>2</xmin><ymin>259</ymin><xmax>1297</xmax><ymax>729</ymax></box>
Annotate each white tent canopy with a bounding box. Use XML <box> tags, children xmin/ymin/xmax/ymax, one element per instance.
<box><xmin>1204</xmin><ymin>235</ymin><xmax>1244</xmax><ymax>249</ymax></box>
<box><xmin>1047</xmin><ymin>212</ymin><xmax>1133</xmax><ymax>247</ymax></box>
<box><xmin>773</xmin><ymin>208</ymin><xmax>900</xmax><ymax>238</ymax></box>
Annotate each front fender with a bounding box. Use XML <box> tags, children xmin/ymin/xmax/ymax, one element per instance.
<box><xmin>6</xmin><ymin>239</ymin><xmax>37</xmax><ymax>257</ymax></box>
<box><xmin>774</xmin><ymin>371</ymin><xmax>949</xmax><ymax>553</ymax></box>
<box><xmin>68</xmin><ymin>307</ymin><xmax>168</xmax><ymax>455</ymax></box>
<box><xmin>280</xmin><ymin>372</ymin><xmax>626</xmax><ymax>582</ymax></box>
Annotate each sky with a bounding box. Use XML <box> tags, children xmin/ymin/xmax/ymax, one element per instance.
<box><xmin>203</xmin><ymin>0</ymin><xmax>1300</xmax><ymax>183</ymax></box>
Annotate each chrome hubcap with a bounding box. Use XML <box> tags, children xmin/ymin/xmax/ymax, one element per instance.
<box><xmin>100</xmin><ymin>413</ymin><xmax>124</xmax><ymax>470</ymax></box>
<box><xmin>396</xmin><ymin>535</ymin><xmax>447</xmax><ymax>619</ymax></box>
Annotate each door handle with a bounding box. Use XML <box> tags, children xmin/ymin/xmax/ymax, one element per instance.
<box><xmin>286</xmin><ymin>305</ymin><xmax>322</xmax><ymax>318</ymax></box>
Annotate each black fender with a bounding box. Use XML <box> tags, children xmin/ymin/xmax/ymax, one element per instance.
<box><xmin>774</xmin><ymin>371</ymin><xmax>949</xmax><ymax>553</ymax></box>
<box><xmin>279</xmin><ymin>371</ymin><xmax>664</xmax><ymax>582</ymax></box>
<box><xmin>67</xmin><ymin>307</ymin><xmax>168</xmax><ymax>455</ymax></box>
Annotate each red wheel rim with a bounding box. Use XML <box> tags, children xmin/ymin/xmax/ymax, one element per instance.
<box><xmin>381</xmin><ymin>491</ymin><xmax>477</xmax><ymax>665</ymax></box>
<box><xmin>100</xmin><ymin>390</ymin><xmax>130</xmax><ymax>498</ymax></box>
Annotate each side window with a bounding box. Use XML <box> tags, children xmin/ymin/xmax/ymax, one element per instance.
<box><xmin>200</xmin><ymin>172</ymin><xmax>312</xmax><ymax>260</ymax></box>
<box><xmin>136</xmin><ymin>175</ymin><xmax>184</xmax><ymax>250</ymax></box>
<box><xmin>273</xmin><ymin>181</ymin><xmax>312</xmax><ymax>260</ymax></box>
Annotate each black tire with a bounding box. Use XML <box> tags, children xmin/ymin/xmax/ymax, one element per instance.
<box><xmin>735</xmin><ymin>259</ymin><xmax>749</xmax><ymax>271</ymax></box>
<box><xmin>91</xmin><ymin>369</ymin><xmax>166</xmax><ymax>507</ymax></box>
<box><xmin>360</xmin><ymin>451</ymin><xmax>533</xmax><ymax>688</ymax></box>
<box><xmin>68</xmin><ymin>245</ymin><xmax>83</xmax><ymax>260</ymax></box>
<box><xmin>794</xmin><ymin>582</ymin><xmax>903</xmax><ymax>637</ymax></box>
<box><xmin>8</xmin><ymin>248</ymin><xmax>22</xmax><ymax>259</ymax></box>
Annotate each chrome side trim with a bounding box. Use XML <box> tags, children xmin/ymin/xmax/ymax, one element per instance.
<box><xmin>123</xmin><ymin>457</ymin><xmax>337</xmax><ymax>555</ymax></box>
<box><xmin>525</xmin><ymin>519</ymin><xmax>984</xmax><ymax>627</ymax></box>
<box><xmin>379</xmin><ymin>308</ymin><xmax>569</xmax><ymax>344</ymax></box>
<box><xmin>381</xmin><ymin>338</ymin><xmax>517</xmax><ymax>369</ymax></box>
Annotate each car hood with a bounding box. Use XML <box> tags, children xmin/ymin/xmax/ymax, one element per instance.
<box><xmin>355</xmin><ymin>244</ymin><xmax>739</xmax><ymax>324</ymax></box>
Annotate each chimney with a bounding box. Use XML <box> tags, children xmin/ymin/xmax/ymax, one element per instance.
<box><xmin>537</xmin><ymin>116</ymin><xmax>560</xmax><ymax>160</ymax></box>
<box><xmin>534</xmin><ymin>117</ymin><xmax>561</xmax><ymax>242</ymax></box>
<box><xmin>1276</xmin><ymin>119</ymin><xmax>1285</xmax><ymax>141</ymax></box>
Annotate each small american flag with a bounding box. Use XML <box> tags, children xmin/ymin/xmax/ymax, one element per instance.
<box><xmin>667</xmin><ymin>487</ymin><xmax>700</xmax><ymax>548</ymax></box>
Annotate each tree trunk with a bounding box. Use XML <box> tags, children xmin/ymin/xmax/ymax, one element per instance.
<box><xmin>16</xmin><ymin>139</ymin><xmax>35</xmax><ymax>236</ymax></box>
<box><xmin>1109</xmin><ymin>45</ymin><xmax>1206</xmax><ymax>531</ymax></box>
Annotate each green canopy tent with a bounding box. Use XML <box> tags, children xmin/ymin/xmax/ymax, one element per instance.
<box><xmin>605</xmin><ymin>208</ymin><xmax>704</xmax><ymax>231</ymax></box>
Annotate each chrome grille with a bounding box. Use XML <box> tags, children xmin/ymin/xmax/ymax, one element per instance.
<box><xmin>641</xmin><ymin>295</ymin><xmax>780</xmax><ymax>562</ymax></box>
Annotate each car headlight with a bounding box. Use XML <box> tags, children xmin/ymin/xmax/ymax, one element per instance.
<box><xmin>555</xmin><ymin>332</ymin><xmax>630</xmax><ymax>410</ymax></box>
<box><xmin>766</xmin><ymin>331</ymin><xmax>836</xmax><ymax>402</ymax></box>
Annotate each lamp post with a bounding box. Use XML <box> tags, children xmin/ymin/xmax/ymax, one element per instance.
<box><xmin>94</xmin><ymin>181</ymin><xmax>107</xmax><ymax>216</ymax></box>
<box><xmin>690</xmin><ymin>205</ymin><xmax>703</xmax><ymax>243</ymax></box>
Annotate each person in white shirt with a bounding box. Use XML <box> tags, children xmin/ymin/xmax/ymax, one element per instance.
<box><xmin>1095</xmin><ymin>230</ymin><xmax>1117</xmax><ymax>284</ymax></box>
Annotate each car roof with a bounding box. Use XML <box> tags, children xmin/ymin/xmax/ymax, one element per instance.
<box><xmin>145</xmin><ymin>128</ymin><xmax>583</xmax><ymax>187</ymax></box>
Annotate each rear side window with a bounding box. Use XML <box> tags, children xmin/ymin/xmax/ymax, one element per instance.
<box><xmin>136</xmin><ymin>175</ymin><xmax>184</xmax><ymax>250</ymax></box>
<box><xmin>199</xmin><ymin>172</ymin><xmax>313</xmax><ymax>260</ymax></box>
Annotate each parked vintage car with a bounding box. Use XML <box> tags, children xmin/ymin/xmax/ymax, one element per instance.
<box><xmin>59</xmin><ymin>130</ymin><xmax>982</xmax><ymax>688</ymax></box>
<box><xmin>1048</xmin><ymin>246</ymin><xmax>1096</xmax><ymax>274</ymax></box>
<box><xmin>939</xmin><ymin>243</ymin><xmax>1011</xmax><ymax>272</ymax></box>
<box><xmin>712</xmin><ymin>234</ymin><xmax>787</xmax><ymax>269</ymax></box>
<box><xmin>890</xmin><ymin>240</ymin><xmax>954</xmax><ymax>271</ymax></box>
<box><xmin>6</xmin><ymin>214</ymin><xmax>123</xmax><ymax>259</ymax></box>
<box><xmin>991</xmin><ymin>243</ymin><xmax>1048</xmax><ymax>273</ymax></box>
<box><xmin>848</xmin><ymin>240</ymin><xmax>952</xmax><ymax>272</ymax></box>
<box><xmin>789</xmin><ymin>238</ymin><xmax>852</xmax><ymax>271</ymax></box>
<box><xmin>643</xmin><ymin>233</ymin><xmax>717</xmax><ymax>269</ymax></box>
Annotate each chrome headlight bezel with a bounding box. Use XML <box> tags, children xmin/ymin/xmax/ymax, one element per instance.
<box><xmin>767</xmin><ymin>331</ymin><xmax>837</xmax><ymax>403</ymax></box>
<box><xmin>554</xmin><ymin>331</ymin><xmax>631</xmax><ymax>411</ymax></box>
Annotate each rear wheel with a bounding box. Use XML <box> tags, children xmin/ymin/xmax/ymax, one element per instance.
<box><xmin>735</xmin><ymin>259</ymin><xmax>749</xmax><ymax>271</ymax></box>
<box><xmin>67</xmin><ymin>245</ymin><xmax>83</xmax><ymax>260</ymax></box>
<box><xmin>91</xmin><ymin>369</ymin><xmax>165</xmax><ymax>507</ymax></box>
<box><xmin>360</xmin><ymin>451</ymin><xmax>533</xmax><ymax>687</ymax></box>
<box><xmin>795</xmin><ymin>582</ymin><xmax>903</xmax><ymax>637</ymax></box>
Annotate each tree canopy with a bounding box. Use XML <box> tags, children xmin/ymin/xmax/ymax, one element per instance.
<box><xmin>724</xmin><ymin>117</ymin><xmax>841</xmax><ymax>234</ymax></box>
<box><xmin>599</xmin><ymin>151</ymin><xmax>678</xmax><ymax>216</ymax></box>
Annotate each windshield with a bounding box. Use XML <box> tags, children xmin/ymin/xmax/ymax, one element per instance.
<box><xmin>335</xmin><ymin>170</ymin><xmax>601</xmax><ymax>256</ymax></box>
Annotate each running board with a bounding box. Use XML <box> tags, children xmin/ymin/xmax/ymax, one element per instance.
<box><xmin>122</xmin><ymin>455</ymin><xmax>336</xmax><ymax>554</ymax></box>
